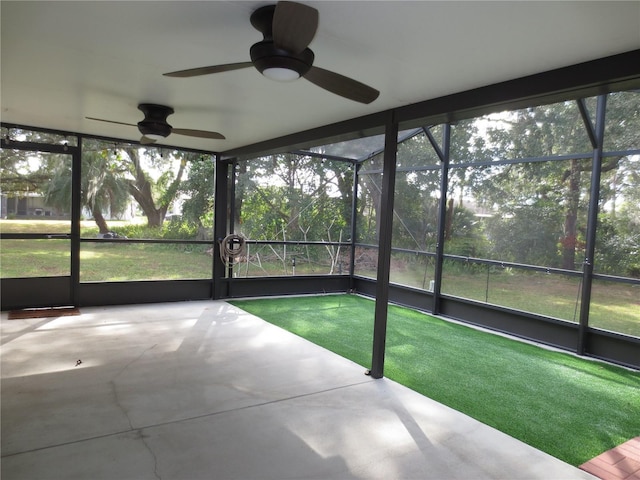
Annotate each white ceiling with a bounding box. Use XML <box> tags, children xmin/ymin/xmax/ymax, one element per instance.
<box><xmin>2</xmin><ymin>1</ymin><xmax>639</xmax><ymax>152</ymax></box>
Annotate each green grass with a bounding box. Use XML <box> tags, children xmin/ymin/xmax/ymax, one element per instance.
<box><xmin>0</xmin><ymin>219</ymin><xmax>213</xmax><ymax>281</ymax></box>
<box><xmin>2</xmin><ymin>219</ymin><xmax>639</xmax><ymax>335</ymax></box>
<box><xmin>229</xmin><ymin>294</ymin><xmax>640</xmax><ymax>467</ymax></box>
<box><xmin>359</xmin><ymin>260</ymin><xmax>640</xmax><ymax>336</ymax></box>
<box><xmin>0</xmin><ymin>239</ymin><xmax>71</xmax><ymax>276</ymax></box>
<box><xmin>79</xmin><ymin>243</ymin><xmax>212</xmax><ymax>281</ymax></box>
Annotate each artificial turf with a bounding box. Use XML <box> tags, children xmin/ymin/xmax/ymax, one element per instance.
<box><xmin>229</xmin><ymin>293</ymin><xmax>640</xmax><ymax>467</ymax></box>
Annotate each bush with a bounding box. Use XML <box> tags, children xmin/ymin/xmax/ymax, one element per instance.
<box><xmin>162</xmin><ymin>220</ymin><xmax>199</xmax><ymax>240</ymax></box>
<box><xmin>628</xmin><ymin>263</ymin><xmax>640</xmax><ymax>278</ymax></box>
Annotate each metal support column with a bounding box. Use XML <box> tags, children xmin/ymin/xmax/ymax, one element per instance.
<box><xmin>70</xmin><ymin>138</ymin><xmax>82</xmax><ymax>306</ymax></box>
<box><xmin>213</xmin><ymin>155</ymin><xmax>230</xmax><ymax>299</ymax></box>
<box><xmin>370</xmin><ymin>113</ymin><xmax>398</xmax><ymax>379</ymax></box>
<box><xmin>227</xmin><ymin>161</ymin><xmax>238</xmax><ymax>281</ymax></box>
<box><xmin>432</xmin><ymin>124</ymin><xmax>451</xmax><ymax>315</ymax></box>
<box><xmin>349</xmin><ymin>162</ymin><xmax>360</xmax><ymax>288</ymax></box>
<box><xmin>577</xmin><ymin>94</ymin><xmax>607</xmax><ymax>354</ymax></box>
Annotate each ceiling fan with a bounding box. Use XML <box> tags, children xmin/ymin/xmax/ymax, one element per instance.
<box><xmin>86</xmin><ymin>103</ymin><xmax>226</xmax><ymax>144</ymax></box>
<box><xmin>163</xmin><ymin>1</ymin><xmax>380</xmax><ymax>105</ymax></box>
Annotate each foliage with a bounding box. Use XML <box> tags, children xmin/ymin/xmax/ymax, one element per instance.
<box><xmin>595</xmin><ymin>211</ymin><xmax>640</xmax><ymax>277</ymax></box>
<box><xmin>375</xmin><ymin>91</ymin><xmax>640</xmax><ymax>278</ymax></box>
<box><xmin>44</xmin><ymin>147</ymin><xmax>131</xmax><ymax>233</ymax></box>
<box><xmin>108</xmin><ymin>144</ymin><xmax>193</xmax><ymax>228</ymax></box>
<box><xmin>443</xmin><ymin>205</ymin><xmax>489</xmax><ymax>257</ymax></box>
<box><xmin>235</xmin><ymin>154</ymin><xmax>352</xmax><ymax>246</ymax></box>
<box><xmin>98</xmin><ymin>220</ymin><xmax>199</xmax><ymax>241</ymax></box>
<box><xmin>474</xmin><ymin>95</ymin><xmax>639</xmax><ymax>272</ymax></box>
<box><xmin>484</xmin><ymin>201</ymin><xmax>564</xmax><ymax>266</ymax></box>
<box><xmin>1</xmin><ymin>134</ymin><xmax>212</xmax><ymax>233</ymax></box>
<box><xmin>0</xmin><ymin>126</ymin><xmax>73</xmax><ymax>195</ymax></box>
<box><xmin>178</xmin><ymin>156</ymin><xmax>214</xmax><ymax>230</ymax></box>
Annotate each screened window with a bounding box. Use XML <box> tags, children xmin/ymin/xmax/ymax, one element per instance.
<box><xmin>78</xmin><ymin>138</ymin><xmax>215</xmax><ymax>282</ymax></box>
<box><xmin>233</xmin><ymin>152</ymin><xmax>353</xmax><ymax>277</ymax></box>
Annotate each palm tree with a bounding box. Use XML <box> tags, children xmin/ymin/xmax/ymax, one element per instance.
<box><xmin>45</xmin><ymin>149</ymin><xmax>129</xmax><ymax>233</ymax></box>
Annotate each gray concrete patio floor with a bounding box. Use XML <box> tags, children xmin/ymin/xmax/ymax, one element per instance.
<box><xmin>1</xmin><ymin>300</ymin><xmax>596</xmax><ymax>480</ymax></box>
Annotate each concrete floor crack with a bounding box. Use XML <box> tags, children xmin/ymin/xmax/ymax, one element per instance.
<box><xmin>113</xmin><ymin>343</ymin><xmax>159</xmax><ymax>379</ymax></box>
<box><xmin>139</xmin><ymin>431</ymin><xmax>162</xmax><ymax>480</ymax></box>
<box><xmin>109</xmin><ymin>381</ymin><xmax>161</xmax><ymax>479</ymax></box>
<box><xmin>109</xmin><ymin>380</ymin><xmax>134</xmax><ymax>431</ymax></box>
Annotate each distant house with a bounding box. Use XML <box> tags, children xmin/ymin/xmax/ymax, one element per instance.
<box><xmin>0</xmin><ymin>193</ymin><xmax>68</xmax><ymax>218</ymax></box>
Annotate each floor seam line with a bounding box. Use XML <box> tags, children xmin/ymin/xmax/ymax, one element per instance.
<box><xmin>0</xmin><ymin>428</ymin><xmax>137</xmax><ymax>458</ymax></box>
<box><xmin>133</xmin><ymin>378</ymin><xmax>375</xmax><ymax>431</ymax></box>
<box><xmin>0</xmin><ymin>379</ymin><xmax>373</xmax><ymax>459</ymax></box>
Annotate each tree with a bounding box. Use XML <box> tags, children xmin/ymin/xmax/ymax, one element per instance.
<box><xmin>179</xmin><ymin>155</ymin><xmax>215</xmax><ymax>237</ymax></box>
<box><xmin>0</xmin><ymin>151</ymin><xmax>59</xmax><ymax>197</ymax></box>
<box><xmin>480</xmin><ymin>93</ymin><xmax>640</xmax><ymax>271</ymax></box>
<box><xmin>236</xmin><ymin>153</ymin><xmax>352</xmax><ymax>243</ymax></box>
<box><xmin>383</xmin><ymin>124</ymin><xmax>485</xmax><ymax>252</ymax></box>
<box><xmin>45</xmin><ymin>139</ymin><xmax>203</xmax><ymax>233</ymax></box>
<box><xmin>117</xmin><ymin>147</ymin><xmax>188</xmax><ymax>228</ymax></box>
<box><xmin>78</xmin><ymin>141</ymin><xmax>202</xmax><ymax>230</ymax></box>
<box><xmin>43</xmin><ymin>147</ymin><xmax>130</xmax><ymax>233</ymax></box>
<box><xmin>0</xmin><ymin>135</ymin><xmax>66</xmax><ymax>201</ymax></box>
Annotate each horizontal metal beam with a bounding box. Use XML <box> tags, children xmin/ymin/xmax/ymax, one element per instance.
<box><xmin>1</xmin><ymin>124</ymin><xmax>217</xmax><ymax>156</ymax></box>
<box><xmin>77</xmin><ymin>280</ymin><xmax>213</xmax><ymax>307</ymax></box>
<box><xmin>1</xmin><ymin>138</ymin><xmax>78</xmax><ymax>154</ymax></box>
<box><xmin>397</xmin><ymin>49</ymin><xmax>640</xmax><ymax>128</ymax></box>
<box><xmin>247</xmin><ymin>240</ymin><xmax>350</xmax><ymax>247</ymax></box>
<box><xmin>1</xmin><ymin>277</ymin><xmax>72</xmax><ymax>310</ymax></box>
<box><xmin>221</xmin><ymin>50</ymin><xmax>640</xmax><ymax>161</ymax></box>
<box><xmin>224</xmin><ymin>275</ymin><xmax>350</xmax><ymax>298</ymax></box>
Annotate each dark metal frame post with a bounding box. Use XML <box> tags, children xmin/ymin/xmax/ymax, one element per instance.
<box><xmin>370</xmin><ymin>113</ymin><xmax>399</xmax><ymax>379</ymax></box>
<box><xmin>213</xmin><ymin>155</ymin><xmax>230</xmax><ymax>299</ymax></box>
<box><xmin>227</xmin><ymin>160</ymin><xmax>238</xmax><ymax>281</ymax></box>
<box><xmin>425</xmin><ymin>124</ymin><xmax>451</xmax><ymax>315</ymax></box>
<box><xmin>70</xmin><ymin>137</ymin><xmax>82</xmax><ymax>306</ymax></box>
<box><xmin>577</xmin><ymin>94</ymin><xmax>607</xmax><ymax>354</ymax></box>
<box><xmin>349</xmin><ymin>162</ymin><xmax>360</xmax><ymax>287</ymax></box>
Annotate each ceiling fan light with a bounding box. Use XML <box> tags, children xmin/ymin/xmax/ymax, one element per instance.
<box><xmin>262</xmin><ymin>67</ymin><xmax>300</xmax><ymax>82</ymax></box>
<box><xmin>144</xmin><ymin>133</ymin><xmax>165</xmax><ymax>141</ymax></box>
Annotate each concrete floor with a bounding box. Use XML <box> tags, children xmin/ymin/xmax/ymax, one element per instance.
<box><xmin>1</xmin><ymin>300</ymin><xmax>596</xmax><ymax>480</ymax></box>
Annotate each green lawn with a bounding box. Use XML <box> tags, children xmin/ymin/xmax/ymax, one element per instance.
<box><xmin>230</xmin><ymin>294</ymin><xmax>640</xmax><ymax>467</ymax></box>
<box><xmin>357</xmin><ymin>261</ymin><xmax>640</xmax><ymax>337</ymax></box>
<box><xmin>0</xmin><ymin>220</ymin><xmax>213</xmax><ymax>281</ymax></box>
<box><xmin>79</xmin><ymin>243</ymin><xmax>213</xmax><ymax>281</ymax></box>
<box><xmin>2</xmin><ymin>219</ymin><xmax>638</xmax><ymax>335</ymax></box>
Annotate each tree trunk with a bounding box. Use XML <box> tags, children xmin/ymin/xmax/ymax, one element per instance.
<box><xmin>444</xmin><ymin>198</ymin><xmax>455</xmax><ymax>241</ymax></box>
<box><xmin>561</xmin><ymin>159</ymin><xmax>580</xmax><ymax>270</ymax></box>
<box><xmin>92</xmin><ymin>207</ymin><xmax>110</xmax><ymax>233</ymax></box>
<box><xmin>360</xmin><ymin>174</ymin><xmax>382</xmax><ymax>240</ymax></box>
<box><xmin>122</xmin><ymin>147</ymin><xmax>187</xmax><ymax>228</ymax></box>
<box><xmin>561</xmin><ymin>155</ymin><xmax>621</xmax><ymax>269</ymax></box>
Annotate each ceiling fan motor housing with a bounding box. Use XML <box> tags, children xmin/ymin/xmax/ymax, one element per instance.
<box><xmin>250</xmin><ymin>42</ymin><xmax>314</xmax><ymax>78</ymax></box>
<box><xmin>249</xmin><ymin>3</ymin><xmax>314</xmax><ymax>79</ymax></box>
<box><xmin>137</xmin><ymin>104</ymin><xmax>174</xmax><ymax>138</ymax></box>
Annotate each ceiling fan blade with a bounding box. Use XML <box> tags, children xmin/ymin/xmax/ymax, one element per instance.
<box><xmin>272</xmin><ymin>1</ymin><xmax>318</xmax><ymax>54</ymax></box>
<box><xmin>303</xmin><ymin>66</ymin><xmax>380</xmax><ymax>104</ymax></box>
<box><xmin>172</xmin><ymin>128</ymin><xmax>226</xmax><ymax>140</ymax></box>
<box><xmin>140</xmin><ymin>136</ymin><xmax>157</xmax><ymax>145</ymax></box>
<box><xmin>163</xmin><ymin>62</ymin><xmax>253</xmax><ymax>78</ymax></box>
<box><xmin>85</xmin><ymin>117</ymin><xmax>136</xmax><ymax>127</ymax></box>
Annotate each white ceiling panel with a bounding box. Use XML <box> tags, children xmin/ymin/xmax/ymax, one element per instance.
<box><xmin>2</xmin><ymin>1</ymin><xmax>639</xmax><ymax>151</ymax></box>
